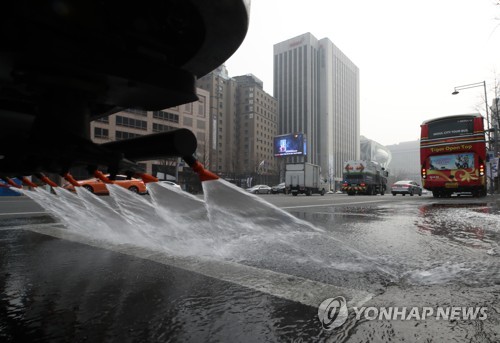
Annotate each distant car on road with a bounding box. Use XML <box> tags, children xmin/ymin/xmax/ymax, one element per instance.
<box><xmin>63</xmin><ymin>175</ymin><xmax>147</xmax><ymax>195</ymax></box>
<box><xmin>246</xmin><ymin>185</ymin><xmax>272</xmax><ymax>194</ymax></box>
<box><xmin>271</xmin><ymin>182</ymin><xmax>286</xmax><ymax>194</ymax></box>
<box><xmin>160</xmin><ymin>181</ymin><xmax>182</xmax><ymax>189</ymax></box>
<box><xmin>391</xmin><ymin>180</ymin><xmax>422</xmax><ymax>196</ymax></box>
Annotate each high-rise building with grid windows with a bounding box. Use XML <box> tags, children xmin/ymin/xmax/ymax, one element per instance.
<box><xmin>89</xmin><ymin>87</ymin><xmax>210</xmax><ymax>176</ymax></box>
<box><xmin>274</xmin><ymin>32</ymin><xmax>360</xmax><ymax>188</ymax></box>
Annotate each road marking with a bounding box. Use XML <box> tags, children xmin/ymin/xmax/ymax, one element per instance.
<box><xmin>0</xmin><ymin>211</ymin><xmax>46</xmax><ymax>216</ymax></box>
<box><xmin>281</xmin><ymin>199</ymin><xmax>390</xmax><ymax>209</ymax></box>
<box><xmin>314</xmin><ymin>211</ymin><xmax>380</xmax><ymax>217</ymax></box>
<box><xmin>15</xmin><ymin>224</ymin><xmax>373</xmax><ymax>310</ymax></box>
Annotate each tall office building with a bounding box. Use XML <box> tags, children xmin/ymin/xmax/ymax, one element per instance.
<box><xmin>274</xmin><ymin>32</ymin><xmax>359</xmax><ymax>185</ymax></box>
<box><xmin>233</xmin><ymin>74</ymin><xmax>278</xmax><ymax>178</ymax></box>
<box><xmin>197</xmin><ymin>65</ymin><xmax>238</xmax><ymax>174</ymax></box>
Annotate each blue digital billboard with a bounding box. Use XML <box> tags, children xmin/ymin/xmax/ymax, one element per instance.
<box><xmin>274</xmin><ymin>133</ymin><xmax>306</xmax><ymax>157</ymax></box>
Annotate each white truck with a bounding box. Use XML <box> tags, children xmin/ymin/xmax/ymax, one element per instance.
<box><xmin>285</xmin><ymin>163</ymin><xmax>328</xmax><ymax>196</ymax></box>
<box><xmin>341</xmin><ymin>160</ymin><xmax>388</xmax><ymax>195</ymax></box>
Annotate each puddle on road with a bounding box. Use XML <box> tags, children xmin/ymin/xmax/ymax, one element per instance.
<box><xmin>292</xmin><ymin>200</ymin><xmax>500</xmax><ymax>287</ymax></box>
<box><xmin>404</xmin><ymin>202</ymin><xmax>500</xmax><ymax>286</ymax></box>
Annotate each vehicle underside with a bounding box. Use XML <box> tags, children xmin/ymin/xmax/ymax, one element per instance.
<box><xmin>0</xmin><ymin>0</ymin><xmax>249</xmax><ymax>184</ymax></box>
<box><xmin>428</xmin><ymin>186</ymin><xmax>487</xmax><ymax>198</ymax></box>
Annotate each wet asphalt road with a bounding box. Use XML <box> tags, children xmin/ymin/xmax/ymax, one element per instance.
<box><xmin>1</xmin><ymin>192</ymin><xmax>500</xmax><ymax>342</ymax></box>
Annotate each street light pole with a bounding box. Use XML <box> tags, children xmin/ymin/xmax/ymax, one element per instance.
<box><xmin>452</xmin><ymin>81</ymin><xmax>494</xmax><ymax>193</ymax></box>
<box><xmin>452</xmin><ymin>81</ymin><xmax>490</xmax><ymax>146</ymax></box>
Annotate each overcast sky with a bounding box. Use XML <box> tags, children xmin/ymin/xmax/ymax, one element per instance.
<box><xmin>225</xmin><ymin>0</ymin><xmax>500</xmax><ymax>146</ymax></box>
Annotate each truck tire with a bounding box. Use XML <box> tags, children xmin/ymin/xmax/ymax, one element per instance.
<box><xmin>320</xmin><ymin>189</ymin><xmax>325</xmax><ymax>196</ymax></box>
<box><xmin>292</xmin><ymin>192</ymin><xmax>298</xmax><ymax>196</ymax></box>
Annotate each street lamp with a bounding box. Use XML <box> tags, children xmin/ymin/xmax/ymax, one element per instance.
<box><xmin>452</xmin><ymin>81</ymin><xmax>490</xmax><ymax>146</ymax></box>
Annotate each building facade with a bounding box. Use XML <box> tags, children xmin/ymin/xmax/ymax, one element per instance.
<box><xmin>386</xmin><ymin>140</ymin><xmax>421</xmax><ymax>183</ymax></box>
<box><xmin>89</xmin><ymin>65</ymin><xmax>279</xmax><ymax>188</ymax></box>
<box><xmin>273</xmin><ymin>32</ymin><xmax>360</xmax><ymax>185</ymax></box>
<box><xmin>233</xmin><ymin>74</ymin><xmax>278</xmax><ymax>180</ymax></box>
<box><xmin>89</xmin><ymin>87</ymin><xmax>210</xmax><ymax>177</ymax></box>
<box><xmin>197</xmin><ymin>65</ymin><xmax>239</xmax><ymax>174</ymax></box>
<box><xmin>197</xmin><ymin>67</ymin><xmax>279</xmax><ymax>184</ymax></box>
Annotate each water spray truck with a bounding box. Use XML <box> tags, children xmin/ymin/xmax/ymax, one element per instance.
<box><xmin>0</xmin><ymin>0</ymin><xmax>247</xmax><ymax>188</ymax></box>
<box><xmin>342</xmin><ymin>160</ymin><xmax>388</xmax><ymax>195</ymax></box>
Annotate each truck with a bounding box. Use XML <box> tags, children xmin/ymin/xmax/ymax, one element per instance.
<box><xmin>285</xmin><ymin>163</ymin><xmax>328</xmax><ymax>196</ymax></box>
<box><xmin>341</xmin><ymin>160</ymin><xmax>388</xmax><ymax>195</ymax></box>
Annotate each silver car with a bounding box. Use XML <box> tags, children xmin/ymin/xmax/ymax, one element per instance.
<box><xmin>246</xmin><ymin>185</ymin><xmax>272</xmax><ymax>194</ymax></box>
<box><xmin>391</xmin><ymin>180</ymin><xmax>422</xmax><ymax>196</ymax></box>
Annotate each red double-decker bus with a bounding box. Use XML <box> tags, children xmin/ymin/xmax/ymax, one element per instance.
<box><xmin>420</xmin><ymin>114</ymin><xmax>487</xmax><ymax>198</ymax></box>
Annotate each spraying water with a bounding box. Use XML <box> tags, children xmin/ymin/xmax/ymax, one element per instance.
<box><xmin>17</xmin><ymin>178</ymin><xmax>397</xmax><ymax>292</ymax></box>
<box><xmin>13</xmin><ymin>176</ymin><xmax>500</xmax><ymax>293</ymax></box>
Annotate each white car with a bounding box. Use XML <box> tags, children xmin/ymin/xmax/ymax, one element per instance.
<box><xmin>160</xmin><ymin>181</ymin><xmax>181</xmax><ymax>189</ymax></box>
<box><xmin>246</xmin><ymin>185</ymin><xmax>272</xmax><ymax>194</ymax></box>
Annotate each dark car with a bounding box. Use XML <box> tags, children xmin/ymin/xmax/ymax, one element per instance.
<box><xmin>391</xmin><ymin>180</ymin><xmax>422</xmax><ymax>196</ymax></box>
<box><xmin>271</xmin><ymin>182</ymin><xmax>286</xmax><ymax>194</ymax></box>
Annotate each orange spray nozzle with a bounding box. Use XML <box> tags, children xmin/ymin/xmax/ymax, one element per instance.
<box><xmin>93</xmin><ymin>170</ymin><xmax>114</xmax><ymax>184</ymax></box>
<box><xmin>135</xmin><ymin>173</ymin><xmax>159</xmax><ymax>184</ymax></box>
<box><xmin>21</xmin><ymin>177</ymin><xmax>38</xmax><ymax>188</ymax></box>
<box><xmin>36</xmin><ymin>174</ymin><xmax>58</xmax><ymax>187</ymax></box>
<box><xmin>4</xmin><ymin>177</ymin><xmax>22</xmax><ymax>188</ymax></box>
<box><xmin>63</xmin><ymin>173</ymin><xmax>80</xmax><ymax>187</ymax></box>
<box><xmin>185</xmin><ymin>158</ymin><xmax>219</xmax><ymax>182</ymax></box>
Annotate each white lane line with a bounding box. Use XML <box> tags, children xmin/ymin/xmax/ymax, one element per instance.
<box><xmin>0</xmin><ymin>211</ymin><xmax>46</xmax><ymax>216</ymax></box>
<box><xmin>19</xmin><ymin>224</ymin><xmax>373</xmax><ymax>310</ymax></box>
<box><xmin>281</xmin><ymin>199</ymin><xmax>389</xmax><ymax>209</ymax></box>
<box><xmin>314</xmin><ymin>211</ymin><xmax>380</xmax><ymax>217</ymax></box>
